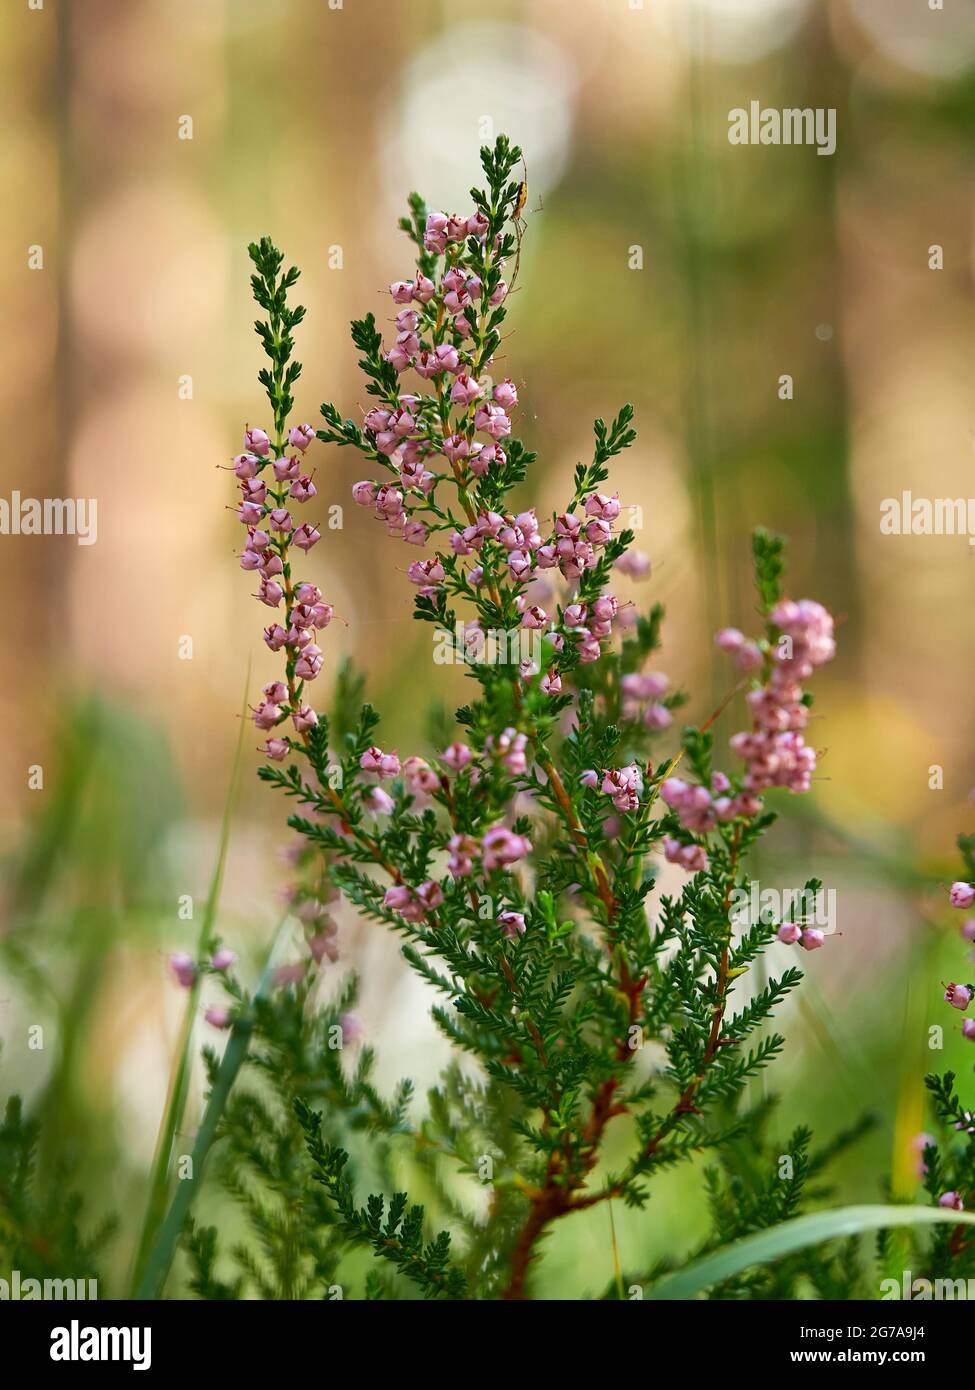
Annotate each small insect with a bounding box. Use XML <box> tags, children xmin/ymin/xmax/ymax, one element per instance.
<box><xmin>510</xmin><ymin>162</ymin><xmax>536</xmax><ymax>288</ymax></box>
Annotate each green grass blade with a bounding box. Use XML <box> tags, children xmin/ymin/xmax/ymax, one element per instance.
<box><xmin>649</xmin><ymin>1205</ymin><xmax>975</xmax><ymax>1300</ymax></box>
<box><xmin>134</xmin><ymin>934</ymin><xmax>283</xmax><ymax>1300</ymax></box>
<box><xmin>129</xmin><ymin>665</ymin><xmax>249</xmax><ymax>1293</ymax></box>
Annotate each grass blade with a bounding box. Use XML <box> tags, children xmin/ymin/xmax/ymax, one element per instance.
<box><xmin>129</xmin><ymin>665</ymin><xmax>249</xmax><ymax>1292</ymax></box>
<box><xmin>649</xmin><ymin>1205</ymin><xmax>975</xmax><ymax>1300</ymax></box>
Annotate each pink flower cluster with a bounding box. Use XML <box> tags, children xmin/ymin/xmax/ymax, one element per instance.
<box><xmin>662</xmin><ymin>836</ymin><xmax>708</xmax><ymax>874</ymax></box>
<box><xmin>383</xmin><ymin>880</ymin><xmax>444</xmax><ymax>924</ymax></box>
<box><xmin>233</xmin><ymin>426</ymin><xmax>336</xmax><ymax>762</ymax></box>
<box><xmin>582</xmin><ymin>763</ymin><xmax>644</xmax><ymax>814</ymax></box>
<box><xmin>659</xmin><ymin>771</ymin><xmax>759</xmax><ymax>836</ymax></box>
<box><xmin>719</xmin><ymin>598</ymin><xmax>836</xmax><ymax>796</ymax></box>
<box><xmin>445</xmin><ymin>825</ymin><xmax>533</xmax><ymax>883</ymax></box>
<box><xmin>621</xmin><ymin>670</ymin><xmax>672</xmax><ymax>731</ymax></box>
<box><xmin>775</xmin><ymin>922</ymin><xmax>825</xmax><ymax>951</ymax></box>
<box><xmin>946</xmin><ymin>881</ymin><xmax>975</xmax><ymax>1043</ymax></box>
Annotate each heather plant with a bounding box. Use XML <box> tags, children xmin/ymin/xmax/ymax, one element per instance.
<box><xmin>153</xmin><ymin>134</ymin><xmax>864</xmax><ymax>1301</ymax></box>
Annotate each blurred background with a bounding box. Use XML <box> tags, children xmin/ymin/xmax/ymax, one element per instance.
<box><xmin>2</xmin><ymin>0</ymin><xmax>975</xmax><ymax>1296</ymax></box>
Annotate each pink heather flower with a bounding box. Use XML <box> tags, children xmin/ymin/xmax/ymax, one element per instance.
<box><xmin>472</xmin><ymin>405</ymin><xmax>509</xmax><ymax>436</ymax></box>
<box><xmin>268</xmin><ymin>508</ymin><xmax>292</xmax><ymax>533</ymax></box>
<box><xmin>601</xmin><ymin>764</ymin><xmax>643</xmax><ymax>813</ymax></box>
<box><xmin>169</xmin><ymin>952</ymin><xmax>196</xmax><ymax>988</ymax></box>
<box><xmin>563</xmin><ymin>603</ymin><xmax>587</xmax><ymax>628</ymax></box>
<box><xmin>256</xmin><ymin>578</ymin><xmax>284</xmax><ymax>608</ymax></box>
<box><xmin>777</xmin><ymin>923</ymin><xmax>802</xmax><ymax>945</ymax></box>
<box><xmin>390</xmin><ymin>280</ymin><xmax>414</xmax><ymax>304</ymax></box>
<box><xmin>412</xmin><ymin>273</ymin><xmax>436</xmax><ymax>302</ymax></box>
<box><xmin>294</xmin><ymin>583</ymin><xmax>320</xmax><ymax>605</ymax></box>
<box><xmin>590</xmin><ymin>595</ymin><xmax>618</xmax><ymax>624</ymax></box>
<box><xmin>422</xmin><ymin>212</ymin><xmax>445</xmax><ymax>254</ymax></box>
<box><xmin>263</xmin><ymin>623</ymin><xmax>287</xmax><ymax>651</ymax></box>
<box><xmin>585</xmin><ymin>492</ymin><xmax>622</xmax><ymax>522</ymax></box>
<box><xmin>375</xmin><ymin>484</ymin><xmax>404</xmax><ymax>517</ymax></box>
<box><xmin>481</xmin><ymin>826</ymin><xmax>532</xmax><ymax>872</ymax></box>
<box><xmin>289</xmin><ymin>475</ymin><xmax>317</xmax><ymax>503</ymax></box>
<box><xmin>442</xmin><ymin>434</ymin><xmax>470</xmax><ymax>464</ymax></box>
<box><xmin>445</xmin><ymin>213</ymin><xmax>468</xmax><ymax>242</ymax></box>
<box><xmin>288</xmin><ymin>423</ymin><xmax>315</xmax><ymax>451</ymax></box>
<box><xmin>442</xmin><ymin>742</ymin><xmax>473</xmax><ymax>771</ymax></box>
<box><xmin>580</xmin><ymin>769</ymin><xmax>599</xmax><ymax>789</ymax></box>
<box><xmin>938</xmin><ymin>1191</ymin><xmax>965</xmax><ymax>1211</ymax></box>
<box><xmin>292</xmin><ymin>523</ymin><xmax>320</xmax><ymax>551</ymax></box>
<box><xmin>294</xmin><ymin>646</ymin><xmax>324</xmax><ymax>681</ymax></box>
<box><xmin>403</xmin><ymin>756</ymin><xmax>440</xmax><ymax>799</ymax></box>
<box><xmin>240</xmin><ymin>549</ymin><xmax>262</xmax><ymax>571</ymax></box>
<box><xmin>615</xmin><ymin>549</ymin><xmax>651</xmax><ymax>579</ymax></box>
<box><xmin>715</xmin><ymin>627</ymin><xmax>744</xmax><ymax>653</ymax></box>
<box><xmin>263</xmin><ymin>679</ymin><xmax>288</xmax><ymax>703</ymax></box>
<box><xmin>205</xmin><ymin>1006</ymin><xmax>231</xmax><ymax>1030</ymax></box>
<box><xmin>340</xmin><ymin>1012</ymin><xmax>363</xmax><ymax>1045</ymax></box>
<box><xmin>962</xmin><ymin>919</ymin><xmax>975</xmax><ymax>943</ymax></box>
<box><xmin>466</xmin><ymin>209</ymin><xmax>490</xmax><ymax>239</ymax></box>
<box><xmin>944</xmin><ymin>982</ymin><xmax>973</xmax><ymax>1010</ymax></box>
<box><xmin>499</xmin><ymin>910</ymin><xmax>526</xmax><ymax>940</ymax></box>
<box><xmin>293</xmin><ymin>705</ymin><xmax>318</xmax><ymax>733</ymax></box>
<box><xmin>233</xmin><ymin>453</ymin><xmax>260</xmax><ymax>479</ymax></box>
<box><xmin>244</xmin><ymin>427</ymin><xmax>270</xmax><ymax>456</ymax></box>
<box><xmin>264</xmin><ymin>738</ymin><xmax>289</xmax><ymax>761</ymax></box>
<box><xmin>541</xmin><ymin>670</ymin><xmax>562</xmax><ymax>694</ymax></box>
<box><xmin>251</xmin><ymin>700</ymin><xmax>282</xmax><ymax>731</ymax></box>
<box><xmin>435</xmin><ymin>343</ymin><xmax>460</xmax><ymax>373</ymax></box>
<box><xmin>384</xmin><ymin>884</ymin><xmax>414</xmax><ymax>913</ymax></box>
<box><xmin>363</xmin><ymin>408</ymin><xmax>390</xmax><ymax>434</ymax></box>
<box><xmin>352</xmin><ymin>481</ymin><xmax>377</xmax><ymax>507</ymax></box>
<box><xmin>622</xmin><ymin>672</ymin><xmax>668</xmax><ymax>701</ymax></box>
<box><xmin>240</xmin><ymin>478</ymin><xmax>268</xmax><ymax>505</ymax></box>
<box><xmin>416</xmin><ymin>880</ymin><xmax>444</xmax><ymax>912</ymax></box>
<box><xmin>736</xmin><ymin>642</ymin><xmax>763</xmax><ymax>673</ymax></box>
<box><xmin>362</xmin><ymin>786</ymin><xmax>395</xmax><ymax>815</ymax></box>
<box><xmin>799</xmin><ymin>929</ymin><xmax>825</xmax><ymax>951</ymax></box>
<box><xmin>402</xmin><ymin>519</ymin><xmax>428</xmax><ymax>546</ymax></box>
<box><xmin>447</xmin><ymin>833</ymin><xmax>479</xmax><ymax>879</ymax></box>
<box><xmin>643</xmin><ymin>703</ymin><xmax>672</xmax><ymax>731</ymax></box>
<box><xmin>521</xmin><ymin>605</ymin><xmax>548</xmax><ymax>629</ymax></box>
<box><xmin>508</xmin><ymin>551</ymin><xmax>533</xmax><ymax>582</ymax></box>
<box><xmin>490</xmin><ymin>279</ymin><xmax>508</xmax><ymax>306</ymax></box>
<box><xmin>662</xmin><ymin>837</ymin><xmax>708</xmax><ymax>874</ymax></box>
<box><xmin>272</xmin><ymin>455</ymin><xmax>300</xmax><ymax>482</ymax></box>
<box><xmin>962</xmin><ymin>1019</ymin><xmax>975</xmax><ymax>1041</ymax></box>
<box><xmin>211</xmin><ymin>948</ymin><xmax>237</xmax><ymax>971</ymax></box>
<box><xmin>408</xmin><ymin>557</ymin><xmax>444</xmax><ymax>588</ymax></box>
<box><xmin>450</xmin><ymin>373</ymin><xmax>483</xmax><ymax>406</ymax></box>
<box><xmin>493</xmin><ymin>378</ymin><xmax>519</xmax><ymax>409</ymax></box>
<box><xmin>585</xmin><ymin>518</ymin><xmax>613</xmax><ymax>547</ymax></box>
<box><xmin>950</xmin><ymin>882</ymin><xmax>975</xmax><ymax>909</ymax></box>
